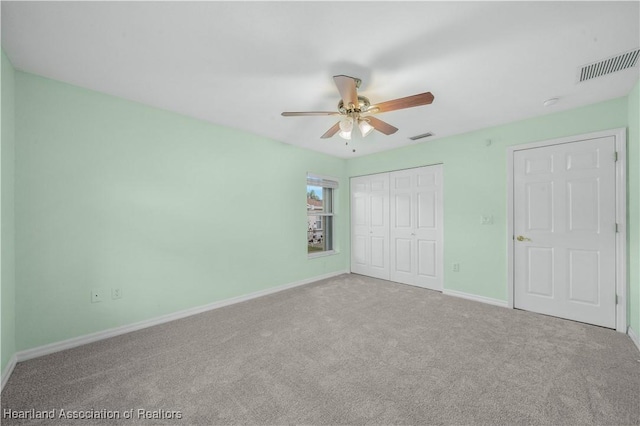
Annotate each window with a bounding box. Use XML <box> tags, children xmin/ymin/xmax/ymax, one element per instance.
<box><xmin>307</xmin><ymin>174</ymin><xmax>338</xmax><ymax>255</ymax></box>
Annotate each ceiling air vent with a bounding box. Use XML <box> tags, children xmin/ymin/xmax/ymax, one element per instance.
<box><xmin>578</xmin><ymin>48</ymin><xmax>639</xmax><ymax>82</ymax></box>
<box><xmin>409</xmin><ymin>132</ymin><xmax>434</xmax><ymax>141</ymax></box>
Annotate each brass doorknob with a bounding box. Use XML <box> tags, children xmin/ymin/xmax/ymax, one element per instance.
<box><xmin>516</xmin><ymin>235</ymin><xmax>531</xmax><ymax>242</ymax></box>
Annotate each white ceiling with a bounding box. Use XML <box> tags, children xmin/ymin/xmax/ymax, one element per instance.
<box><xmin>2</xmin><ymin>1</ymin><xmax>639</xmax><ymax>158</ymax></box>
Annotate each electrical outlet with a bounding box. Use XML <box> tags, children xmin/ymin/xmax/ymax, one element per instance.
<box><xmin>112</xmin><ymin>288</ymin><xmax>122</xmax><ymax>300</ymax></box>
<box><xmin>452</xmin><ymin>263</ymin><xmax>460</xmax><ymax>272</ymax></box>
<box><xmin>91</xmin><ymin>288</ymin><xmax>105</xmax><ymax>303</ymax></box>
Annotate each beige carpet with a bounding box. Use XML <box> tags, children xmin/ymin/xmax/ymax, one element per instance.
<box><xmin>2</xmin><ymin>273</ymin><xmax>639</xmax><ymax>425</ymax></box>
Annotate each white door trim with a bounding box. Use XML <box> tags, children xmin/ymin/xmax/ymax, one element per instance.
<box><xmin>507</xmin><ymin>128</ymin><xmax>627</xmax><ymax>333</ymax></box>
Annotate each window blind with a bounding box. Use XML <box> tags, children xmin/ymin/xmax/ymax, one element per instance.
<box><xmin>307</xmin><ymin>173</ymin><xmax>339</xmax><ymax>189</ymax></box>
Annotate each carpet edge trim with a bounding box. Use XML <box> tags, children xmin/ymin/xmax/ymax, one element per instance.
<box><xmin>442</xmin><ymin>289</ymin><xmax>509</xmax><ymax>308</ymax></box>
<box><xmin>12</xmin><ymin>269</ymin><xmax>349</xmax><ymax>366</ymax></box>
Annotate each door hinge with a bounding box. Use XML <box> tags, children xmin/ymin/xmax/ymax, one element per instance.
<box><xmin>614</xmin><ymin>152</ymin><xmax>618</xmax><ymax>162</ymax></box>
<box><xmin>615</xmin><ymin>294</ymin><xmax>619</xmax><ymax>304</ymax></box>
<box><xmin>615</xmin><ymin>223</ymin><xmax>619</xmax><ymax>233</ymax></box>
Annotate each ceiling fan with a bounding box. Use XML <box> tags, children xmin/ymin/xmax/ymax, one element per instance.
<box><xmin>281</xmin><ymin>75</ymin><xmax>434</xmax><ymax>140</ymax></box>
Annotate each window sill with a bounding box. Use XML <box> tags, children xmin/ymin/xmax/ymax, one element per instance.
<box><xmin>308</xmin><ymin>250</ymin><xmax>338</xmax><ymax>259</ymax></box>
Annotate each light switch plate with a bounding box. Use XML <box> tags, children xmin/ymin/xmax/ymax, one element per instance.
<box><xmin>481</xmin><ymin>215</ymin><xmax>494</xmax><ymax>225</ymax></box>
<box><xmin>112</xmin><ymin>288</ymin><xmax>122</xmax><ymax>300</ymax></box>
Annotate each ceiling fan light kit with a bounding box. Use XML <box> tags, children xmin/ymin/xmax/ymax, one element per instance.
<box><xmin>336</xmin><ymin>116</ymin><xmax>376</xmax><ymax>140</ymax></box>
<box><xmin>338</xmin><ymin>116</ymin><xmax>353</xmax><ymax>140</ymax></box>
<box><xmin>339</xmin><ymin>116</ymin><xmax>354</xmax><ymax>132</ymax></box>
<box><xmin>358</xmin><ymin>118</ymin><xmax>375</xmax><ymax>137</ymax></box>
<box><xmin>281</xmin><ymin>75</ymin><xmax>434</xmax><ymax>143</ymax></box>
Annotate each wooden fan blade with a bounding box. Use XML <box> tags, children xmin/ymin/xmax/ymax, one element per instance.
<box><xmin>369</xmin><ymin>92</ymin><xmax>434</xmax><ymax>114</ymax></box>
<box><xmin>321</xmin><ymin>122</ymin><xmax>341</xmax><ymax>139</ymax></box>
<box><xmin>281</xmin><ymin>111</ymin><xmax>339</xmax><ymax>116</ymax></box>
<box><xmin>366</xmin><ymin>116</ymin><xmax>398</xmax><ymax>135</ymax></box>
<box><xmin>333</xmin><ymin>75</ymin><xmax>358</xmax><ymax>108</ymax></box>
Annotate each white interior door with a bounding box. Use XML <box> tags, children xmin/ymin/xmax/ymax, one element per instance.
<box><xmin>350</xmin><ymin>173</ymin><xmax>390</xmax><ymax>280</ymax></box>
<box><xmin>390</xmin><ymin>165</ymin><xmax>443</xmax><ymax>290</ymax></box>
<box><xmin>513</xmin><ymin>137</ymin><xmax>617</xmax><ymax>328</ymax></box>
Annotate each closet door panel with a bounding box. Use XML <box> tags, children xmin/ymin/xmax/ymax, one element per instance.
<box><xmin>351</xmin><ymin>178</ymin><xmax>370</xmax><ymax>274</ymax></box>
<box><xmin>351</xmin><ymin>166</ymin><xmax>441</xmax><ymax>289</ymax></box>
<box><xmin>390</xmin><ymin>169</ymin><xmax>417</xmax><ymax>285</ymax></box>
<box><xmin>417</xmin><ymin>240</ymin><xmax>437</xmax><ymax>277</ymax></box>
<box><xmin>350</xmin><ymin>174</ymin><xmax>389</xmax><ymax>280</ymax></box>
<box><xmin>415</xmin><ymin>165</ymin><xmax>443</xmax><ymax>290</ymax></box>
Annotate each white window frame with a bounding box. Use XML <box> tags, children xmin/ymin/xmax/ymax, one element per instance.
<box><xmin>307</xmin><ymin>173</ymin><xmax>338</xmax><ymax>258</ymax></box>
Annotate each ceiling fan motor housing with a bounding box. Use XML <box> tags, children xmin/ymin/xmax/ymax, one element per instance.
<box><xmin>338</xmin><ymin>96</ymin><xmax>371</xmax><ymax>114</ymax></box>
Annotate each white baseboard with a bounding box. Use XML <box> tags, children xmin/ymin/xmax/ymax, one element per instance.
<box><xmin>443</xmin><ymin>288</ymin><xmax>509</xmax><ymax>308</ymax></box>
<box><xmin>628</xmin><ymin>326</ymin><xmax>640</xmax><ymax>352</ymax></box>
<box><xmin>12</xmin><ymin>270</ymin><xmax>348</xmax><ymax>366</ymax></box>
<box><xmin>1</xmin><ymin>354</ymin><xmax>17</xmax><ymax>392</ymax></box>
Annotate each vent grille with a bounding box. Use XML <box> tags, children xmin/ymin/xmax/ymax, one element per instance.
<box><xmin>409</xmin><ymin>132</ymin><xmax>434</xmax><ymax>141</ymax></box>
<box><xmin>579</xmin><ymin>48</ymin><xmax>639</xmax><ymax>82</ymax></box>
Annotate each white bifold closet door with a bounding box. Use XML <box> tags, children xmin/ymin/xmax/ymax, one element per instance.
<box><xmin>350</xmin><ymin>165</ymin><xmax>443</xmax><ymax>291</ymax></box>
<box><xmin>389</xmin><ymin>165</ymin><xmax>443</xmax><ymax>290</ymax></box>
<box><xmin>351</xmin><ymin>173</ymin><xmax>390</xmax><ymax>280</ymax></box>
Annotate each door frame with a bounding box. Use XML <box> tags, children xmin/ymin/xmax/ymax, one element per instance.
<box><xmin>506</xmin><ymin>128</ymin><xmax>627</xmax><ymax>333</ymax></box>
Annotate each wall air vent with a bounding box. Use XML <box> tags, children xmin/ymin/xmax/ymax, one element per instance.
<box><xmin>409</xmin><ymin>132</ymin><xmax>434</xmax><ymax>141</ymax></box>
<box><xmin>578</xmin><ymin>48</ymin><xmax>639</xmax><ymax>82</ymax></box>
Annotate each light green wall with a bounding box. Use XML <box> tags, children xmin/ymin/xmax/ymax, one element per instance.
<box><xmin>629</xmin><ymin>79</ymin><xmax>640</xmax><ymax>337</ymax></box>
<box><xmin>1</xmin><ymin>51</ymin><xmax>16</xmax><ymax>372</ymax></box>
<box><xmin>7</xmin><ymin>67</ymin><xmax>638</xmax><ymax>355</ymax></box>
<box><xmin>14</xmin><ymin>71</ymin><xmax>348</xmax><ymax>351</ymax></box>
<box><xmin>348</xmin><ymin>97</ymin><xmax>629</xmax><ymax>302</ymax></box>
